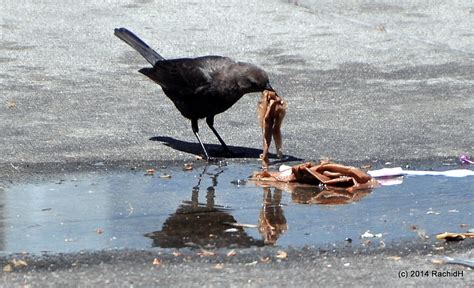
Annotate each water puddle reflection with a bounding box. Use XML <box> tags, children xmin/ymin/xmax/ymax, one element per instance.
<box><xmin>0</xmin><ymin>162</ymin><xmax>472</xmax><ymax>254</ymax></box>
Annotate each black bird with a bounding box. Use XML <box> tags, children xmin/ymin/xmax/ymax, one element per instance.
<box><xmin>114</xmin><ymin>28</ymin><xmax>274</xmax><ymax>160</ymax></box>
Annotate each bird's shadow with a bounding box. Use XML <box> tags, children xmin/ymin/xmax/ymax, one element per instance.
<box><xmin>149</xmin><ymin>136</ymin><xmax>302</xmax><ymax>161</ymax></box>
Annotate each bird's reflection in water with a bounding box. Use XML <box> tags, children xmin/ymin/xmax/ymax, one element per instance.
<box><xmin>258</xmin><ymin>187</ymin><xmax>287</xmax><ymax>245</ymax></box>
<box><xmin>145</xmin><ymin>165</ymin><xmax>264</xmax><ymax>249</ymax></box>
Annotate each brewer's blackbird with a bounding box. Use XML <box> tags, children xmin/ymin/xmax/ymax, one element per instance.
<box><xmin>114</xmin><ymin>28</ymin><xmax>274</xmax><ymax>160</ymax></box>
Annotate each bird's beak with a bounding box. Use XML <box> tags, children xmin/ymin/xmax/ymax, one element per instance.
<box><xmin>265</xmin><ymin>83</ymin><xmax>274</xmax><ymax>92</ymax></box>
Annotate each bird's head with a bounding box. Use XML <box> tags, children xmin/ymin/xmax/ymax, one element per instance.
<box><xmin>236</xmin><ymin>62</ymin><xmax>273</xmax><ymax>94</ymax></box>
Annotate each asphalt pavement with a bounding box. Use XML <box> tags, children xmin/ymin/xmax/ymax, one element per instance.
<box><xmin>1</xmin><ymin>0</ymin><xmax>473</xmax><ymax>286</ymax></box>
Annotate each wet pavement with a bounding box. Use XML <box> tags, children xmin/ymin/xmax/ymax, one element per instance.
<box><xmin>1</xmin><ymin>161</ymin><xmax>472</xmax><ymax>255</ymax></box>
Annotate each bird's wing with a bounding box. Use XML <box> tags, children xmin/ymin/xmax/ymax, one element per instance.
<box><xmin>140</xmin><ymin>56</ymin><xmax>233</xmax><ymax>98</ymax></box>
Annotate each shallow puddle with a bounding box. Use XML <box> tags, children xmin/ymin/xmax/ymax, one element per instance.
<box><xmin>0</xmin><ymin>162</ymin><xmax>472</xmax><ymax>254</ymax></box>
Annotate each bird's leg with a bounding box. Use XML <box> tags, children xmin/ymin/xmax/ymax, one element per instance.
<box><xmin>192</xmin><ymin>119</ymin><xmax>210</xmax><ymax>160</ymax></box>
<box><xmin>206</xmin><ymin>116</ymin><xmax>232</xmax><ymax>154</ymax></box>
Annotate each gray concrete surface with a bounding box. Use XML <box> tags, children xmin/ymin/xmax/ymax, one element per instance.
<box><xmin>1</xmin><ymin>245</ymin><xmax>473</xmax><ymax>287</ymax></box>
<box><xmin>1</xmin><ymin>0</ymin><xmax>472</xmax><ymax>165</ymax></box>
<box><xmin>1</xmin><ymin>0</ymin><xmax>473</xmax><ymax>286</ymax></box>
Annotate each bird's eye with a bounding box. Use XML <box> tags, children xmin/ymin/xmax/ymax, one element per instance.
<box><xmin>249</xmin><ymin>78</ymin><xmax>259</xmax><ymax>87</ymax></box>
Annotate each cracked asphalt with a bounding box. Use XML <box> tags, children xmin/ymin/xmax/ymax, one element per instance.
<box><xmin>1</xmin><ymin>0</ymin><xmax>473</xmax><ymax>286</ymax></box>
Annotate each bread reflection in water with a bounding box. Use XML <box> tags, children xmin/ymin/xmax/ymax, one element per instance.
<box><xmin>290</xmin><ymin>185</ymin><xmax>372</xmax><ymax>205</ymax></box>
<box><xmin>258</xmin><ymin>187</ymin><xmax>288</xmax><ymax>245</ymax></box>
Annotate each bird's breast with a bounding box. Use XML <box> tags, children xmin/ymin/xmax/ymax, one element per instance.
<box><xmin>169</xmin><ymin>89</ymin><xmax>244</xmax><ymax>120</ymax></box>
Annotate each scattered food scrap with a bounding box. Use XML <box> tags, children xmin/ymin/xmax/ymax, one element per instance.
<box><xmin>361</xmin><ymin>230</ymin><xmax>382</xmax><ymax>238</ymax></box>
<box><xmin>245</xmin><ymin>261</ymin><xmax>258</xmax><ymax>266</ymax></box>
<box><xmin>213</xmin><ymin>263</ymin><xmax>224</xmax><ymax>269</ymax></box>
<box><xmin>6</xmin><ymin>100</ymin><xmax>17</xmax><ymax>109</ymax></box>
<box><xmin>375</xmin><ymin>24</ymin><xmax>386</xmax><ymax>32</ymax></box>
<box><xmin>431</xmin><ymin>259</ymin><xmax>444</xmax><ymax>265</ymax></box>
<box><xmin>387</xmin><ymin>256</ymin><xmax>401</xmax><ymax>261</ymax></box>
<box><xmin>2</xmin><ymin>259</ymin><xmax>28</xmax><ymax>272</ymax></box>
<box><xmin>152</xmin><ymin>258</ymin><xmax>162</xmax><ymax>265</ymax></box>
<box><xmin>145</xmin><ymin>168</ymin><xmax>156</xmax><ymax>176</ymax></box>
<box><xmin>183</xmin><ymin>163</ymin><xmax>193</xmax><ymax>171</ymax></box>
<box><xmin>227</xmin><ymin>250</ymin><xmax>236</xmax><ymax>257</ymax></box>
<box><xmin>260</xmin><ymin>256</ymin><xmax>271</xmax><ymax>263</ymax></box>
<box><xmin>159</xmin><ymin>173</ymin><xmax>171</xmax><ymax>179</ymax></box>
<box><xmin>360</xmin><ymin>164</ymin><xmax>372</xmax><ymax>169</ymax></box>
<box><xmin>12</xmin><ymin>259</ymin><xmax>28</xmax><ymax>268</ymax></box>
<box><xmin>3</xmin><ymin>264</ymin><xmax>12</xmax><ymax>272</ymax></box>
<box><xmin>197</xmin><ymin>249</ymin><xmax>216</xmax><ymax>257</ymax></box>
<box><xmin>276</xmin><ymin>250</ymin><xmax>288</xmax><ymax>259</ymax></box>
<box><xmin>257</xmin><ymin>90</ymin><xmax>287</xmax><ymax>168</ymax></box>
<box><xmin>436</xmin><ymin>232</ymin><xmax>474</xmax><ymax>241</ymax></box>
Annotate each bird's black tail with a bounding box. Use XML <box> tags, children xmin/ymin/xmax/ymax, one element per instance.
<box><xmin>114</xmin><ymin>27</ymin><xmax>165</xmax><ymax>66</ymax></box>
